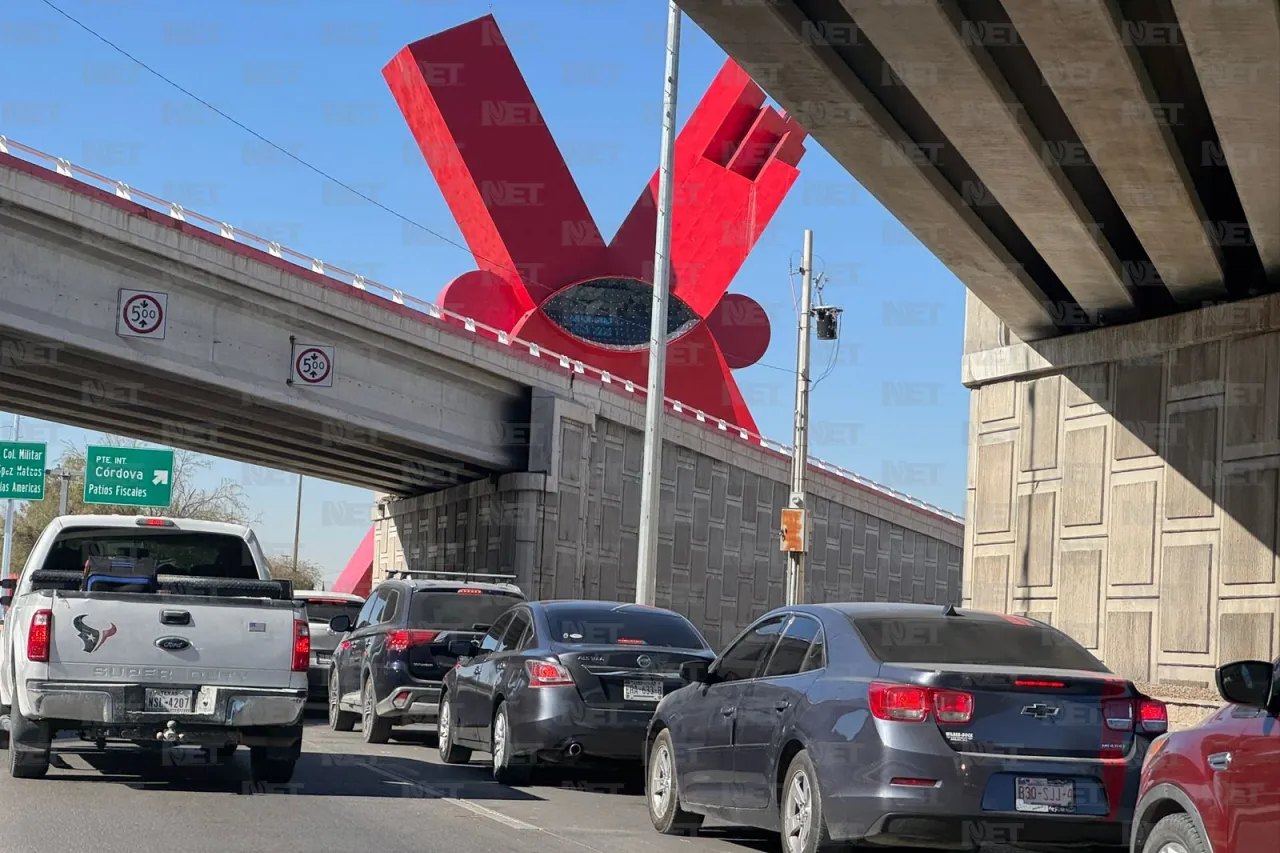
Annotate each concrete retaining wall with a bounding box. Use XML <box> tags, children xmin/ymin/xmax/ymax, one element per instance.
<box><xmin>374</xmin><ymin>389</ymin><xmax>964</xmax><ymax>648</ymax></box>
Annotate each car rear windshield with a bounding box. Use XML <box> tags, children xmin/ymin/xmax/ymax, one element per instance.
<box><xmin>41</xmin><ymin>529</ymin><xmax>259</xmax><ymax>579</ymax></box>
<box><xmin>301</xmin><ymin>599</ymin><xmax>364</xmax><ymax>624</ymax></box>
<box><xmin>850</xmin><ymin>615</ymin><xmax>1109</xmax><ymax>672</ymax></box>
<box><xmin>407</xmin><ymin>590</ymin><xmax>524</xmax><ymax>630</ymax></box>
<box><xmin>546</xmin><ymin>607</ymin><xmax>708</xmax><ymax>649</ymax></box>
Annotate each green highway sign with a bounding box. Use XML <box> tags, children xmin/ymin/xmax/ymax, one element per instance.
<box><xmin>0</xmin><ymin>442</ymin><xmax>47</xmax><ymax>501</ymax></box>
<box><xmin>83</xmin><ymin>445</ymin><xmax>174</xmax><ymax>508</ymax></box>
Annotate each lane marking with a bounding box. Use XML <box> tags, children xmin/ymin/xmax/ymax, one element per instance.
<box><xmin>359</xmin><ymin>761</ymin><xmax>537</xmax><ymax>830</ymax></box>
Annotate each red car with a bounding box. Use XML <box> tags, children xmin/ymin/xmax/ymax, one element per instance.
<box><xmin>1131</xmin><ymin>658</ymin><xmax>1280</xmax><ymax>852</ymax></box>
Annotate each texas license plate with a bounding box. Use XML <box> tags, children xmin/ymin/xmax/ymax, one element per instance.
<box><xmin>315</xmin><ymin>652</ymin><xmax>332</xmax><ymax>665</ymax></box>
<box><xmin>1015</xmin><ymin>777</ymin><xmax>1075</xmax><ymax>813</ymax></box>
<box><xmin>144</xmin><ymin>688</ymin><xmax>194</xmax><ymax>714</ymax></box>
<box><xmin>623</xmin><ymin>680</ymin><xmax>663</xmax><ymax>702</ymax></box>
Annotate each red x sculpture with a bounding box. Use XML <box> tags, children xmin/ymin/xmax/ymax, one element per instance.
<box><xmin>384</xmin><ymin>15</ymin><xmax>806</xmax><ymax>432</ymax></box>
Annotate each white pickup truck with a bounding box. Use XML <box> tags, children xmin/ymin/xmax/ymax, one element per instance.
<box><xmin>0</xmin><ymin>515</ymin><xmax>309</xmax><ymax>781</ymax></box>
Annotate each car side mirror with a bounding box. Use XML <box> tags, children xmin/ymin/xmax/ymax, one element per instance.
<box><xmin>448</xmin><ymin>639</ymin><xmax>478</xmax><ymax>659</ymax></box>
<box><xmin>0</xmin><ymin>594</ymin><xmax>11</xmax><ymax>608</ymax></box>
<box><xmin>680</xmin><ymin>659</ymin><xmax>713</xmax><ymax>684</ymax></box>
<box><xmin>328</xmin><ymin>614</ymin><xmax>352</xmax><ymax>634</ymax></box>
<box><xmin>1217</xmin><ymin>660</ymin><xmax>1275</xmax><ymax>707</ymax></box>
<box><xmin>0</xmin><ymin>577</ymin><xmax>15</xmax><ymax>591</ymax></box>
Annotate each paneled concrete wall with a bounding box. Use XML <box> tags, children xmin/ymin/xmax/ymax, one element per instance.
<box><xmin>375</xmin><ymin>390</ymin><xmax>964</xmax><ymax>649</ymax></box>
<box><xmin>963</xmin><ymin>292</ymin><xmax>1280</xmax><ymax>689</ymax></box>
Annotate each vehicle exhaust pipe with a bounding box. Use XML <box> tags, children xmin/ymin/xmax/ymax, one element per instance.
<box><xmin>566</xmin><ymin>742</ymin><xmax>582</xmax><ymax>758</ymax></box>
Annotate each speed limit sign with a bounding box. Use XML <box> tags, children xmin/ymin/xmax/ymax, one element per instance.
<box><xmin>116</xmin><ymin>289</ymin><xmax>168</xmax><ymax>339</ymax></box>
<box><xmin>289</xmin><ymin>342</ymin><xmax>335</xmax><ymax>388</ymax></box>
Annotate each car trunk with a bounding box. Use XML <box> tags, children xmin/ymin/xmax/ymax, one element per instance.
<box><xmin>404</xmin><ymin>629</ymin><xmax>487</xmax><ymax>682</ymax></box>
<box><xmin>878</xmin><ymin>662</ymin><xmax>1136</xmax><ymax>759</ymax></box>
<box><xmin>554</xmin><ymin>645</ymin><xmax>713</xmax><ymax>708</ymax></box>
<box><xmin>45</xmin><ymin>592</ymin><xmax>301</xmax><ymax>691</ymax></box>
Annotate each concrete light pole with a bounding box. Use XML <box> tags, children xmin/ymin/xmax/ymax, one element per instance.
<box><xmin>635</xmin><ymin>0</ymin><xmax>682</xmax><ymax>607</ymax></box>
<box><xmin>292</xmin><ymin>473</ymin><xmax>303</xmax><ymax>573</ymax></box>
<box><xmin>784</xmin><ymin>232</ymin><xmax>815</xmax><ymax>606</ymax></box>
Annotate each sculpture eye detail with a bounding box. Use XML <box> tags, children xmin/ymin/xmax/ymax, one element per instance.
<box><xmin>541</xmin><ymin>278</ymin><xmax>700</xmax><ymax>350</ymax></box>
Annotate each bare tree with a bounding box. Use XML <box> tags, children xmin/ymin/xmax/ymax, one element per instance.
<box><xmin>265</xmin><ymin>555</ymin><xmax>325</xmax><ymax>590</ymax></box>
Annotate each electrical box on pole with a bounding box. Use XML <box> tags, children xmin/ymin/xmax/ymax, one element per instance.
<box><xmin>780</xmin><ymin>508</ymin><xmax>806</xmax><ymax>553</ymax></box>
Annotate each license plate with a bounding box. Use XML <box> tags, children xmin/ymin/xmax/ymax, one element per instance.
<box><xmin>623</xmin><ymin>680</ymin><xmax>663</xmax><ymax>702</ymax></box>
<box><xmin>144</xmin><ymin>688</ymin><xmax>194</xmax><ymax>714</ymax></box>
<box><xmin>1015</xmin><ymin>777</ymin><xmax>1075</xmax><ymax>813</ymax></box>
<box><xmin>315</xmin><ymin>652</ymin><xmax>331</xmax><ymax>665</ymax></box>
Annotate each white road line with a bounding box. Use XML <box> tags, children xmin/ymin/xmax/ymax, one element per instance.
<box><xmin>359</xmin><ymin>761</ymin><xmax>538</xmax><ymax>830</ymax></box>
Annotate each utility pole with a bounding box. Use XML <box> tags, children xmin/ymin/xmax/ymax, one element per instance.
<box><xmin>784</xmin><ymin>232</ymin><xmax>815</xmax><ymax>606</ymax></box>
<box><xmin>51</xmin><ymin>467</ymin><xmax>76</xmax><ymax>515</ymax></box>
<box><xmin>2</xmin><ymin>414</ymin><xmax>21</xmax><ymax>578</ymax></box>
<box><xmin>635</xmin><ymin>0</ymin><xmax>682</xmax><ymax>606</ymax></box>
<box><xmin>291</xmin><ymin>473</ymin><xmax>303</xmax><ymax>572</ymax></box>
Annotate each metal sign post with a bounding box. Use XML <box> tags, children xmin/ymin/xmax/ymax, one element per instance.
<box><xmin>1</xmin><ymin>414</ymin><xmax>20</xmax><ymax>577</ymax></box>
<box><xmin>635</xmin><ymin>0</ymin><xmax>682</xmax><ymax>607</ymax></box>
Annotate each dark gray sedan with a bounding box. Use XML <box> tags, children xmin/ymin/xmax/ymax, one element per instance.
<box><xmin>645</xmin><ymin>603</ymin><xmax>1168</xmax><ymax>853</ymax></box>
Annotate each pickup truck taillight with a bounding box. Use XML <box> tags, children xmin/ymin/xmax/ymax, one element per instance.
<box><xmin>28</xmin><ymin>609</ymin><xmax>52</xmax><ymax>662</ymax></box>
<box><xmin>292</xmin><ymin>620</ymin><xmax>310</xmax><ymax>672</ymax></box>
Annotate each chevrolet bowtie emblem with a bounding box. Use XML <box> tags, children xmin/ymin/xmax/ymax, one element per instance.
<box><xmin>1021</xmin><ymin>703</ymin><xmax>1061</xmax><ymax>719</ymax></box>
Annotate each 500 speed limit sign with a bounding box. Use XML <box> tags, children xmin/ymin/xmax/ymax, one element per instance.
<box><xmin>116</xmin><ymin>289</ymin><xmax>168</xmax><ymax>339</ymax></box>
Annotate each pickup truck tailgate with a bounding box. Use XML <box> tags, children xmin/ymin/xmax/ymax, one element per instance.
<box><xmin>43</xmin><ymin>594</ymin><xmax>300</xmax><ymax>690</ymax></box>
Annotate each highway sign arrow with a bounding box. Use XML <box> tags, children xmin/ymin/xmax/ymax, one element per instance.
<box><xmin>153</xmin><ymin>470</ymin><xmax>169</xmax><ymax>485</ymax></box>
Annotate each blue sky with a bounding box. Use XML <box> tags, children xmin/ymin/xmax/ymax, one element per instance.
<box><xmin>1</xmin><ymin>0</ymin><xmax>969</xmax><ymax>583</ymax></box>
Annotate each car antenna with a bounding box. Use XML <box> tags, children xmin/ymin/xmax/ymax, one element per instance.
<box><xmin>941</xmin><ymin>604</ymin><xmax>959</xmax><ymax>616</ymax></box>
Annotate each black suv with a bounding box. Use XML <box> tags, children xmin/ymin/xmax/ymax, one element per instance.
<box><xmin>326</xmin><ymin>573</ymin><xmax>525</xmax><ymax>743</ymax></box>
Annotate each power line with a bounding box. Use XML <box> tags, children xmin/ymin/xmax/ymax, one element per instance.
<box><xmin>36</xmin><ymin>0</ymin><xmax>489</xmax><ymax>269</ymax></box>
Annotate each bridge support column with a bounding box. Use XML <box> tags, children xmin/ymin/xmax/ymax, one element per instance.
<box><xmin>961</xmin><ymin>291</ymin><xmax>1280</xmax><ymax>703</ymax></box>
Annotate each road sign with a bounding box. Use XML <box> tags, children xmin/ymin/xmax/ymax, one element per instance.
<box><xmin>0</xmin><ymin>442</ymin><xmax>47</xmax><ymax>501</ymax></box>
<box><xmin>83</xmin><ymin>445</ymin><xmax>174</xmax><ymax>508</ymax></box>
<box><xmin>116</xmin><ymin>289</ymin><xmax>168</xmax><ymax>339</ymax></box>
<box><xmin>290</xmin><ymin>342</ymin><xmax>335</xmax><ymax>387</ymax></box>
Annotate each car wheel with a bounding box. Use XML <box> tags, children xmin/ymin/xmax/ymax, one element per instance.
<box><xmin>361</xmin><ymin>677</ymin><xmax>393</xmax><ymax>744</ymax></box>
<box><xmin>490</xmin><ymin>701</ymin><xmax>531</xmax><ymax>785</ymax></box>
<box><xmin>437</xmin><ymin>692</ymin><xmax>473</xmax><ymax>765</ymax></box>
<box><xmin>647</xmin><ymin>729</ymin><xmax>703</xmax><ymax>835</ymax></box>
<box><xmin>6</xmin><ymin>698</ymin><xmax>50</xmax><ymax>779</ymax></box>
<box><xmin>1145</xmin><ymin>813</ymin><xmax>1210</xmax><ymax>853</ymax></box>
<box><xmin>780</xmin><ymin>750</ymin><xmax>838</xmax><ymax>853</ymax></box>
<box><xmin>0</xmin><ymin>702</ymin><xmax>10</xmax><ymax>750</ymax></box>
<box><xmin>328</xmin><ymin>670</ymin><xmax>357</xmax><ymax>732</ymax></box>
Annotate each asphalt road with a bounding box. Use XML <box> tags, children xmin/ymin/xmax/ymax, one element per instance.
<box><xmin>0</xmin><ymin>715</ymin><xmax>1067</xmax><ymax>853</ymax></box>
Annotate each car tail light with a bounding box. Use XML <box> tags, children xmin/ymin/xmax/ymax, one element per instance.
<box><xmin>385</xmin><ymin>630</ymin><xmax>438</xmax><ymax>652</ymax></box>
<box><xmin>135</xmin><ymin>517</ymin><xmax>175</xmax><ymax>527</ymax></box>
<box><xmin>291</xmin><ymin>620</ymin><xmax>310</xmax><ymax>672</ymax></box>
<box><xmin>526</xmin><ymin>660</ymin><xmax>574</xmax><ymax>687</ymax></box>
<box><xmin>1015</xmin><ymin>679</ymin><xmax>1066</xmax><ymax>688</ymax></box>
<box><xmin>933</xmin><ymin>690</ymin><xmax>975</xmax><ymax>723</ymax></box>
<box><xmin>457</xmin><ymin>588</ymin><xmax>482</xmax><ymax>595</ymax></box>
<box><xmin>1137</xmin><ymin>698</ymin><xmax>1168</xmax><ymax>734</ymax></box>
<box><xmin>890</xmin><ymin>778</ymin><xmax>939</xmax><ymax>787</ymax></box>
<box><xmin>870</xmin><ymin>682</ymin><xmax>975</xmax><ymax>724</ymax></box>
<box><xmin>1103</xmin><ymin>698</ymin><xmax>1135</xmax><ymax>731</ymax></box>
<box><xmin>28</xmin><ymin>609</ymin><xmax>52</xmax><ymax>662</ymax></box>
<box><xmin>869</xmin><ymin>683</ymin><xmax>930</xmax><ymax>722</ymax></box>
<box><xmin>617</xmin><ymin>638</ymin><xmax>645</xmax><ymax>645</ymax></box>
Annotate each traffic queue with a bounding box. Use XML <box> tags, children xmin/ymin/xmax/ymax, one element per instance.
<box><xmin>306</xmin><ymin>570</ymin><xmax>1279</xmax><ymax>853</ymax></box>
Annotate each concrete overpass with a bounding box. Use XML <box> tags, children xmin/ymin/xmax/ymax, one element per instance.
<box><xmin>0</xmin><ymin>136</ymin><xmax>964</xmax><ymax>645</ymax></box>
<box><xmin>680</xmin><ymin>1</ymin><xmax>1280</xmax><ymax>690</ymax></box>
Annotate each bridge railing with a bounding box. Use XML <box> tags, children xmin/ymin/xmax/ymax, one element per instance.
<box><xmin>0</xmin><ymin>135</ymin><xmax>963</xmax><ymax>528</ymax></box>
